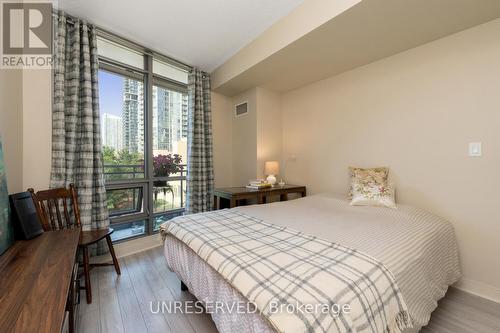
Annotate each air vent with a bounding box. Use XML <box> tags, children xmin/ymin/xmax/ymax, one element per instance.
<box><xmin>235</xmin><ymin>102</ymin><xmax>248</xmax><ymax>117</ymax></box>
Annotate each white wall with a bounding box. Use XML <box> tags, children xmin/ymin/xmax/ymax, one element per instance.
<box><xmin>281</xmin><ymin>19</ymin><xmax>500</xmax><ymax>301</ymax></box>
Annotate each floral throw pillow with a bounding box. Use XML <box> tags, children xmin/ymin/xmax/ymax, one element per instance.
<box><xmin>348</xmin><ymin>167</ymin><xmax>389</xmax><ymax>199</ymax></box>
<box><xmin>350</xmin><ymin>180</ymin><xmax>396</xmax><ymax>208</ymax></box>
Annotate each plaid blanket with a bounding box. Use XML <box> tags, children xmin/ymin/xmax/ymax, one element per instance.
<box><xmin>161</xmin><ymin>210</ymin><xmax>412</xmax><ymax>333</ymax></box>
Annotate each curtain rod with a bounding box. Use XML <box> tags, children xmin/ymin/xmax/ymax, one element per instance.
<box><xmin>52</xmin><ymin>11</ymin><xmax>193</xmax><ymax>71</ymax></box>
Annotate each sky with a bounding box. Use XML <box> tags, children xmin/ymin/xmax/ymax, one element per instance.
<box><xmin>98</xmin><ymin>70</ymin><xmax>124</xmax><ymax>117</ymax></box>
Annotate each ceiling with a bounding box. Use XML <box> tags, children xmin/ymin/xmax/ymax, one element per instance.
<box><xmin>58</xmin><ymin>0</ymin><xmax>304</xmax><ymax>72</ymax></box>
<box><xmin>213</xmin><ymin>0</ymin><xmax>500</xmax><ymax>95</ymax></box>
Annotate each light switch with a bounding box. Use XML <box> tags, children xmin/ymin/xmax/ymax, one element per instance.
<box><xmin>469</xmin><ymin>142</ymin><xmax>482</xmax><ymax>157</ymax></box>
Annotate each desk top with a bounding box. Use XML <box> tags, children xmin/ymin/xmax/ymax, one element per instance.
<box><xmin>0</xmin><ymin>229</ymin><xmax>80</xmax><ymax>333</ymax></box>
<box><xmin>214</xmin><ymin>184</ymin><xmax>306</xmax><ymax>195</ymax></box>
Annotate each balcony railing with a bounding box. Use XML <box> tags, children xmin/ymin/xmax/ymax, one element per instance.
<box><xmin>104</xmin><ymin>164</ymin><xmax>145</xmax><ymax>180</ymax></box>
<box><xmin>152</xmin><ymin>164</ymin><xmax>187</xmax><ymax>214</ymax></box>
<box><xmin>103</xmin><ymin>163</ymin><xmax>186</xmax><ymax>182</ymax></box>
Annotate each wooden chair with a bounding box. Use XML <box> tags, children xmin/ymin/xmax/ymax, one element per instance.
<box><xmin>28</xmin><ymin>184</ymin><xmax>121</xmax><ymax>304</ymax></box>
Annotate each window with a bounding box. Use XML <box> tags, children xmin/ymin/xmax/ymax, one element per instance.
<box><xmin>112</xmin><ymin>220</ymin><xmax>146</xmax><ymax>241</ymax></box>
<box><xmin>106</xmin><ymin>187</ymin><xmax>144</xmax><ymax>217</ymax></box>
<box><xmin>97</xmin><ymin>33</ymin><xmax>190</xmax><ymax>241</ymax></box>
<box><xmin>100</xmin><ymin>70</ymin><xmax>145</xmax><ymax>181</ymax></box>
<box><xmin>152</xmin><ymin>85</ymin><xmax>188</xmax><ymax>219</ymax></box>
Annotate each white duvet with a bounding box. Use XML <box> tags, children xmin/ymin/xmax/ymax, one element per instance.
<box><xmin>164</xmin><ymin>193</ymin><xmax>461</xmax><ymax>332</ymax></box>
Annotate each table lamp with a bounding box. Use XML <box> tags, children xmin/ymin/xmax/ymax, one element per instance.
<box><xmin>264</xmin><ymin>161</ymin><xmax>279</xmax><ymax>185</ymax></box>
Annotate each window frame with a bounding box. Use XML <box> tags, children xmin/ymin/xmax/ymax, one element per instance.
<box><xmin>97</xmin><ymin>30</ymin><xmax>190</xmax><ymax>242</ymax></box>
<box><xmin>105</xmin><ymin>183</ymin><xmax>147</xmax><ymax>220</ymax></box>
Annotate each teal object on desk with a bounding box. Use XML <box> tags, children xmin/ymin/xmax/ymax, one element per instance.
<box><xmin>0</xmin><ymin>136</ymin><xmax>13</xmax><ymax>255</ymax></box>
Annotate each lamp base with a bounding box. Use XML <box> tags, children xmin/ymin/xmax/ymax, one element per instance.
<box><xmin>266</xmin><ymin>175</ymin><xmax>277</xmax><ymax>185</ymax></box>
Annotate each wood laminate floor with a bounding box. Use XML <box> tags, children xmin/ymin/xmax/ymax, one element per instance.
<box><xmin>77</xmin><ymin>246</ymin><xmax>500</xmax><ymax>333</ymax></box>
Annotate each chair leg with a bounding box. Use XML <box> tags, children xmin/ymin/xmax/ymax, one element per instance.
<box><xmin>106</xmin><ymin>235</ymin><xmax>121</xmax><ymax>275</ymax></box>
<box><xmin>83</xmin><ymin>245</ymin><xmax>92</xmax><ymax>304</ymax></box>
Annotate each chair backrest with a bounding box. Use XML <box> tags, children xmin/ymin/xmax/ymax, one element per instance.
<box><xmin>28</xmin><ymin>184</ymin><xmax>81</xmax><ymax>231</ymax></box>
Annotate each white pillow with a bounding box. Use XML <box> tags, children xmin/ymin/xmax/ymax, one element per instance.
<box><xmin>350</xmin><ymin>182</ymin><xmax>397</xmax><ymax>209</ymax></box>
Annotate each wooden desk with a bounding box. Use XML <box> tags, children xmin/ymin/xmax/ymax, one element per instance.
<box><xmin>214</xmin><ymin>184</ymin><xmax>306</xmax><ymax>209</ymax></box>
<box><xmin>0</xmin><ymin>229</ymin><xmax>80</xmax><ymax>333</ymax></box>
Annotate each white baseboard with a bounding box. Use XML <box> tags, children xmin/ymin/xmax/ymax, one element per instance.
<box><xmin>92</xmin><ymin>234</ymin><xmax>163</xmax><ymax>263</ymax></box>
<box><xmin>454</xmin><ymin>278</ymin><xmax>500</xmax><ymax>303</ymax></box>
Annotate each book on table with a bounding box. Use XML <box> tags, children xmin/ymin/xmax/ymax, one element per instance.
<box><xmin>246</xmin><ymin>183</ymin><xmax>272</xmax><ymax>190</ymax></box>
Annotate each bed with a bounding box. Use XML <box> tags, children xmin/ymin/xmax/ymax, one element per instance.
<box><xmin>161</xmin><ymin>193</ymin><xmax>461</xmax><ymax>333</ymax></box>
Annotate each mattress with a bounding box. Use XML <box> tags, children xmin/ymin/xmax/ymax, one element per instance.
<box><xmin>163</xmin><ymin>193</ymin><xmax>461</xmax><ymax>332</ymax></box>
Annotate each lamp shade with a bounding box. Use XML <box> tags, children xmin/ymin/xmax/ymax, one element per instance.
<box><xmin>264</xmin><ymin>161</ymin><xmax>279</xmax><ymax>175</ymax></box>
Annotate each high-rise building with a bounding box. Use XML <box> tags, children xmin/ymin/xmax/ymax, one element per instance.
<box><xmin>122</xmin><ymin>79</ymin><xmax>187</xmax><ymax>156</ymax></box>
<box><xmin>152</xmin><ymin>86</ymin><xmax>188</xmax><ymax>154</ymax></box>
<box><xmin>122</xmin><ymin>78</ymin><xmax>144</xmax><ymax>154</ymax></box>
<box><xmin>101</xmin><ymin>113</ymin><xmax>123</xmax><ymax>151</ymax></box>
<box><xmin>181</xmin><ymin>93</ymin><xmax>188</xmax><ymax>139</ymax></box>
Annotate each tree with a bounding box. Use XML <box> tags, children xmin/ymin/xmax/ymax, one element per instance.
<box><xmin>102</xmin><ymin>146</ymin><xmax>144</xmax><ymax>181</ymax></box>
<box><xmin>102</xmin><ymin>146</ymin><xmax>144</xmax><ymax>213</ymax></box>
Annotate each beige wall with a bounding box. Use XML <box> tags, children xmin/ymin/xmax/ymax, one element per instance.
<box><xmin>0</xmin><ymin>69</ymin><xmax>52</xmax><ymax>193</ymax></box>
<box><xmin>281</xmin><ymin>19</ymin><xmax>500</xmax><ymax>301</ymax></box>
<box><xmin>231</xmin><ymin>88</ymin><xmax>258</xmax><ymax>186</ymax></box>
<box><xmin>256</xmin><ymin>87</ymin><xmax>282</xmax><ymax>179</ymax></box>
<box><xmin>22</xmin><ymin>70</ymin><xmax>52</xmax><ymax>191</ymax></box>
<box><xmin>227</xmin><ymin>87</ymin><xmax>283</xmax><ymax>186</ymax></box>
<box><xmin>212</xmin><ymin>0</ymin><xmax>361</xmax><ymax>90</ymax></box>
<box><xmin>211</xmin><ymin>92</ymin><xmax>233</xmax><ymax>187</ymax></box>
<box><xmin>0</xmin><ymin>69</ymin><xmax>23</xmax><ymax>193</ymax></box>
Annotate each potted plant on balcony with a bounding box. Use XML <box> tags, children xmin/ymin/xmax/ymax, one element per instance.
<box><xmin>153</xmin><ymin>154</ymin><xmax>182</xmax><ymax>211</ymax></box>
<box><xmin>153</xmin><ymin>154</ymin><xmax>182</xmax><ymax>187</ymax></box>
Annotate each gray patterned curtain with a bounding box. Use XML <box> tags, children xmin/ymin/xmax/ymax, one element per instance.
<box><xmin>51</xmin><ymin>13</ymin><xmax>109</xmax><ymax>247</ymax></box>
<box><xmin>186</xmin><ymin>69</ymin><xmax>214</xmax><ymax>214</ymax></box>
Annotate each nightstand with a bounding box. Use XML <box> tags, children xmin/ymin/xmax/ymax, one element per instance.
<box><xmin>213</xmin><ymin>184</ymin><xmax>306</xmax><ymax>209</ymax></box>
